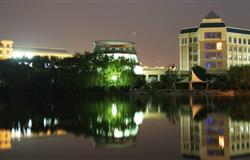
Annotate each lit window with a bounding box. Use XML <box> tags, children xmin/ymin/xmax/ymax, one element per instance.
<box><xmin>217</xmin><ymin>42</ymin><xmax>222</xmax><ymax>50</ymax></box>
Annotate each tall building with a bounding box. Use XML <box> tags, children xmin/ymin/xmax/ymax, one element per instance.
<box><xmin>0</xmin><ymin>39</ymin><xmax>73</xmax><ymax>59</ymax></box>
<box><xmin>179</xmin><ymin>11</ymin><xmax>250</xmax><ymax>73</ymax></box>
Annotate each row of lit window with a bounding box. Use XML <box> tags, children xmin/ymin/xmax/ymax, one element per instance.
<box><xmin>181</xmin><ymin>37</ymin><xmax>198</xmax><ymax>44</ymax></box>
<box><xmin>228</xmin><ymin>55</ymin><xmax>250</xmax><ymax>61</ymax></box>
<box><xmin>228</xmin><ymin>46</ymin><xmax>250</xmax><ymax>53</ymax></box>
<box><xmin>229</xmin><ymin>37</ymin><xmax>250</xmax><ymax>45</ymax></box>
<box><xmin>230</xmin><ymin>124</ymin><xmax>250</xmax><ymax>133</ymax></box>
<box><xmin>183</xmin><ymin>143</ymin><xmax>199</xmax><ymax>151</ymax></box>
<box><xmin>232</xmin><ymin>143</ymin><xmax>250</xmax><ymax>151</ymax></box>
<box><xmin>97</xmin><ymin>47</ymin><xmax>134</xmax><ymax>52</ymax></box>
<box><xmin>205</xmin><ymin>62</ymin><xmax>223</xmax><ymax>70</ymax></box>
<box><xmin>231</xmin><ymin>134</ymin><xmax>250</xmax><ymax>141</ymax></box>
<box><xmin>204</xmin><ymin>42</ymin><xmax>222</xmax><ymax>50</ymax></box>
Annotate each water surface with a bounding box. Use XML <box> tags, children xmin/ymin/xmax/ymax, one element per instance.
<box><xmin>0</xmin><ymin>94</ymin><xmax>250</xmax><ymax>160</ymax></box>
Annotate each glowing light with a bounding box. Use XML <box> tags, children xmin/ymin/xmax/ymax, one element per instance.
<box><xmin>218</xmin><ymin>136</ymin><xmax>225</xmax><ymax>148</ymax></box>
<box><xmin>112</xmin><ymin>103</ymin><xmax>117</xmax><ymax>116</ymax></box>
<box><xmin>13</xmin><ymin>50</ymin><xmax>33</xmax><ymax>59</ymax></box>
<box><xmin>134</xmin><ymin>65</ymin><xmax>143</xmax><ymax>75</ymax></box>
<box><xmin>216</xmin><ymin>42</ymin><xmax>222</xmax><ymax>50</ymax></box>
<box><xmin>134</xmin><ymin>111</ymin><xmax>144</xmax><ymax>125</ymax></box>
<box><xmin>111</xmin><ymin>75</ymin><xmax>117</xmax><ymax>81</ymax></box>
<box><xmin>114</xmin><ymin>128</ymin><xmax>123</xmax><ymax>138</ymax></box>
<box><xmin>28</xmin><ymin>119</ymin><xmax>32</xmax><ymax>128</ymax></box>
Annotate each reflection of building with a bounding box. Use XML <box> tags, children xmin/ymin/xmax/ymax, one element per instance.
<box><xmin>181</xmin><ymin>112</ymin><xmax>250</xmax><ymax>160</ymax></box>
<box><xmin>0</xmin><ymin>39</ymin><xmax>73</xmax><ymax>59</ymax></box>
<box><xmin>0</xmin><ymin>129</ymin><xmax>12</xmax><ymax>150</ymax></box>
<box><xmin>180</xmin><ymin>11</ymin><xmax>250</xmax><ymax>73</ymax></box>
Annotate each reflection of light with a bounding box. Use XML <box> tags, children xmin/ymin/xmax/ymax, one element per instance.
<box><xmin>112</xmin><ymin>103</ymin><xmax>117</xmax><ymax>116</ymax></box>
<box><xmin>134</xmin><ymin>111</ymin><xmax>144</xmax><ymax>125</ymax></box>
<box><xmin>131</xmin><ymin>126</ymin><xmax>139</xmax><ymax>136</ymax></box>
<box><xmin>28</xmin><ymin>119</ymin><xmax>32</xmax><ymax>128</ymax></box>
<box><xmin>124</xmin><ymin>129</ymin><xmax>130</xmax><ymax>137</ymax></box>
<box><xmin>114</xmin><ymin>128</ymin><xmax>123</xmax><ymax>138</ymax></box>
<box><xmin>111</xmin><ymin>75</ymin><xmax>117</xmax><ymax>81</ymax></box>
<box><xmin>134</xmin><ymin>65</ymin><xmax>143</xmax><ymax>75</ymax></box>
<box><xmin>219</xmin><ymin>136</ymin><xmax>225</xmax><ymax>148</ymax></box>
<box><xmin>11</xmin><ymin>127</ymin><xmax>21</xmax><ymax>139</ymax></box>
<box><xmin>0</xmin><ymin>130</ymin><xmax>12</xmax><ymax>150</ymax></box>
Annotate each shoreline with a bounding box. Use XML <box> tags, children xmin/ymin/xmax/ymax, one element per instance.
<box><xmin>1</xmin><ymin>89</ymin><xmax>250</xmax><ymax>97</ymax></box>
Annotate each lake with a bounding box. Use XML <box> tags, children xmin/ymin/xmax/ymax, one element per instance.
<box><xmin>0</xmin><ymin>94</ymin><xmax>250</xmax><ymax>160</ymax></box>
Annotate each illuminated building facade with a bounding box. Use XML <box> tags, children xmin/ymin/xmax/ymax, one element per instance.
<box><xmin>181</xmin><ymin>113</ymin><xmax>250</xmax><ymax>160</ymax></box>
<box><xmin>93</xmin><ymin>40</ymin><xmax>139</xmax><ymax>63</ymax></box>
<box><xmin>179</xmin><ymin>11</ymin><xmax>250</xmax><ymax>73</ymax></box>
<box><xmin>0</xmin><ymin>39</ymin><xmax>72</xmax><ymax>59</ymax></box>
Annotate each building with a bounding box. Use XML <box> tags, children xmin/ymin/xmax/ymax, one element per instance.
<box><xmin>0</xmin><ymin>39</ymin><xmax>73</xmax><ymax>59</ymax></box>
<box><xmin>179</xmin><ymin>11</ymin><xmax>250</xmax><ymax>73</ymax></box>
<box><xmin>181</xmin><ymin>111</ymin><xmax>250</xmax><ymax>159</ymax></box>
<box><xmin>93</xmin><ymin>40</ymin><xmax>139</xmax><ymax>63</ymax></box>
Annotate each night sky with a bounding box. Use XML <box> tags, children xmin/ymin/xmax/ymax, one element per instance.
<box><xmin>0</xmin><ymin>0</ymin><xmax>250</xmax><ymax>67</ymax></box>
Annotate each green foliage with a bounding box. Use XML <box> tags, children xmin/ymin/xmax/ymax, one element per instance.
<box><xmin>0</xmin><ymin>54</ymin><xmax>138</xmax><ymax>92</ymax></box>
<box><xmin>227</xmin><ymin>65</ymin><xmax>250</xmax><ymax>89</ymax></box>
<box><xmin>161</xmin><ymin>67</ymin><xmax>181</xmax><ymax>89</ymax></box>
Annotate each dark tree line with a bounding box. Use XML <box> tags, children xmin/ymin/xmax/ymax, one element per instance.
<box><xmin>0</xmin><ymin>53</ymin><xmax>140</xmax><ymax>93</ymax></box>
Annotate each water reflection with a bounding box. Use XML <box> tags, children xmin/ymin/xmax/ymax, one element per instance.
<box><xmin>0</xmin><ymin>94</ymin><xmax>250</xmax><ymax>160</ymax></box>
<box><xmin>180</xmin><ymin>96</ymin><xmax>250</xmax><ymax>160</ymax></box>
<box><xmin>0</xmin><ymin>95</ymin><xmax>148</xmax><ymax>150</ymax></box>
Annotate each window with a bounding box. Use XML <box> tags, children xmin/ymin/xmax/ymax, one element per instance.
<box><xmin>239</xmin><ymin>38</ymin><xmax>242</xmax><ymax>44</ymax></box>
<box><xmin>234</xmin><ymin>38</ymin><xmax>237</xmax><ymax>43</ymax></box>
<box><xmin>234</xmin><ymin>47</ymin><xmax>237</xmax><ymax>52</ymax></box>
<box><xmin>229</xmin><ymin>46</ymin><xmax>233</xmax><ymax>51</ymax></box>
<box><xmin>244</xmin><ymin>39</ymin><xmax>246</xmax><ymax>44</ymax></box>
<box><xmin>189</xmin><ymin>46</ymin><xmax>192</xmax><ymax>52</ymax></box>
<box><xmin>229</xmin><ymin>37</ymin><xmax>232</xmax><ymax>43</ymax></box>
<box><xmin>189</xmin><ymin>37</ymin><xmax>192</xmax><ymax>43</ymax></box>
<box><xmin>248</xmin><ymin>39</ymin><xmax>250</xmax><ymax>45</ymax></box>
<box><xmin>239</xmin><ymin>47</ymin><xmax>242</xmax><ymax>52</ymax></box>
<box><xmin>205</xmin><ymin>52</ymin><xmax>223</xmax><ymax>59</ymax></box>
<box><xmin>193</xmin><ymin>55</ymin><xmax>198</xmax><ymax>61</ymax></box>
<box><xmin>7</xmin><ymin>44</ymin><xmax>9</xmax><ymax>48</ymax></box>
<box><xmin>181</xmin><ymin>38</ymin><xmax>184</xmax><ymax>44</ymax></box>
<box><xmin>184</xmin><ymin>38</ymin><xmax>187</xmax><ymax>44</ymax></box>
<box><xmin>217</xmin><ymin>42</ymin><xmax>222</xmax><ymax>50</ymax></box>
<box><xmin>229</xmin><ymin>55</ymin><xmax>232</xmax><ymax>60</ymax></box>
<box><xmin>205</xmin><ymin>32</ymin><xmax>221</xmax><ymax>39</ymax></box>
<box><xmin>0</xmin><ymin>50</ymin><xmax>2</xmax><ymax>54</ymax></box>
<box><xmin>205</xmin><ymin>62</ymin><xmax>222</xmax><ymax>69</ymax></box>
<box><xmin>193</xmin><ymin>37</ymin><xmax>198</xmax><ymax>42</ymax></box>
<box><xmin>205</xmin><ymin>43</ymin><xmax>216</xmax><ymax>50</ymax></box>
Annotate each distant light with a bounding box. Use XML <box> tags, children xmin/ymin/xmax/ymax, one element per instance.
<box><xmin>134</xmin><ymin>111</ymin><xmax>144</xmax><ymax>125</ymax></box>
<box><xmin>112</xmin><ymin>103</ymin><xmax>117</xmax><ymax>116</ymax></box>
<box><xmin>13</xmin><ymin>50</ymin><xmax>33</xmax><ymax>59</ymax></box>
<box><xmin>114</xmin><ymin>128</ymin><xmax>123</xmax><ymax>138</ymax></box>
<box><xmin>134</xmin><ymin>65</ymin><xmax>143</xmax><ymax>75</ymax></box>
<box><xmin>111</xmin><ymin>75</ymin><xmax>117</xmax><ymax>81</ymax></box>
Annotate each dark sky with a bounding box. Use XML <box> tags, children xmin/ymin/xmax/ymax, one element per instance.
<box><xmin>0</xmin><ymin>0</ymin><xmax>250</xmax><ymax>67</ymax></box>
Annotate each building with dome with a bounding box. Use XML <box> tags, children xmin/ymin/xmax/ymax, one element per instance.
<box><xmin>179</xmin><ymin>11</ymin><xmax>250</xmax><ymax>73</ymax></box>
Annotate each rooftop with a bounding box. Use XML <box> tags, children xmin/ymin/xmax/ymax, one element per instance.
<box><xmin>203</xmin><ymin>11</ymin><xmax>220</xmax><ymax>19</ymax></box>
